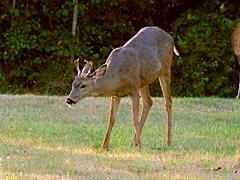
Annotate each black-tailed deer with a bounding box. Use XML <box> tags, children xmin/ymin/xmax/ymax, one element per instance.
<box><xmin>66</xmin><ymin>26</ymin><xmax>179</xmax><ymax>150</ymax></box>
<box><xmin>231</xmin><ymin>23</ymin><xmax>240</xmax><ymax>99</ymax></box>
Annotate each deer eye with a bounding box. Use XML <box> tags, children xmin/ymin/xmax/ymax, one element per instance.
<box><xmin>80</xmin><ymin>84</ymin><xmax>86</xmax><ymax>89</ymax></box>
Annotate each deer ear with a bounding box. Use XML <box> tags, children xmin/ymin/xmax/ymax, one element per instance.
<box><xmin>95</xmin><ymin>64</ymin><xmax>107</xmax><ymax>78</ymax></box>
<box><xmin>81</xmin><ymin>60</ymin><xmax>93</xmax><ymax>77</ymax></box>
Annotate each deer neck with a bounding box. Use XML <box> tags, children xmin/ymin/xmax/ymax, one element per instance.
<box><xmin>92</xmin><ymin>76</ymin><xmax>114</xmax><ymax>96</ymax></box>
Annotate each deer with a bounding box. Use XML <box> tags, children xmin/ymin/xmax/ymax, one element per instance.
<box><xmin>231</xmin><ymin>23</ymin><xmax>240</xmax><ymax>99</ymax></box>
<box><xmin>66</xmin><ymin>26</ymin><xmax>179</xmax><ymax>150</ymax></box>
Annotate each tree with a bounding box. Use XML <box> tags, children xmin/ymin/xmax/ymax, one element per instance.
<box><xmin>70</xmin><ymin>0</ymin><xmax>79</xmax><ymax>65</ymax></box>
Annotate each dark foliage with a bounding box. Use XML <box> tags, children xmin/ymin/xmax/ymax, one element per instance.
<box><xmin>0</xmin><ymin>0</ymin><xmax>239</xmax><ymax>97</ymax></box>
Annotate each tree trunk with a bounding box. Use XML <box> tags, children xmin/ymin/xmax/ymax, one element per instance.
<box><xmin>72</xmin><ymin>0</ymin><xmax>78</xmax><ymax>38</ymax></box>
<box><xmin>71</xmin><ymin>0</ymin><xmax>78</xmax><ymax>61</ymax></box>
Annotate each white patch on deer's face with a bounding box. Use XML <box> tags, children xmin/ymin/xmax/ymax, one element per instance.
<box><xmin>66</xmin><ymin>103</ymin><xmax>73</xmax><ymax>108</ymax></box>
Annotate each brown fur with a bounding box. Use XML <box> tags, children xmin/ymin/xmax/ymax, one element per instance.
<box><xmin>66</xmin><ymin>26</ymin><xmax>179</xmax><ymax>149</ymax></box>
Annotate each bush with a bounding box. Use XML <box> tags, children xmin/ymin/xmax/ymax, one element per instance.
<box><xmin>0</xmin><ymin>1</ymin><xmax>239</xmax><ymax>97</ymax></box>
<box><xmin>171</xmin><ymin>10</ymin><xmax>238</xmax><ymax>97</ymax></box>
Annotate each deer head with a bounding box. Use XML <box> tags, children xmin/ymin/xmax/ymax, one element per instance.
<box><xmin>66</xmin><ymin>59</ymin><xmax>107</xmax><ymax>106</ymax></box>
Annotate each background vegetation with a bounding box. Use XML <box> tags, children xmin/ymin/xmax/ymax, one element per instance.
<box><xmin>0</xmin><ymin>0</ymin><xmax>240</xmax><ymax>97</ymax></box>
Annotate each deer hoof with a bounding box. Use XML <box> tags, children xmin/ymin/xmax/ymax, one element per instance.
<box><xmin>101</xmin><ymin>145</ymin><xmax>109</xmax><ymax>151</ymax></box>
<box><xmin>132</xmin><ymin>136</ymin><xmax>141</xmax><ymax>148</ymax></box>
<box><xmin>167</xmin><ymin>139</ymin><xmax>172</xmax><ymax>146</ymax></box>
<box><xmin>101</xmin><ymin>142</ymin><xmax>110</xmax><ymax>150</ymax></box>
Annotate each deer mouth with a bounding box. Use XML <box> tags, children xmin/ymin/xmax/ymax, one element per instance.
<box><xmin>66</xmin><ymin>98</ymin><xmax>76</xmax><ymax>107</ymax></box>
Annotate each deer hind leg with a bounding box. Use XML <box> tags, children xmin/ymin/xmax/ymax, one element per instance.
<box><xmin>131</xmin><ymin>91</ymin><xmax>141</xmax><ymax>147</ymax></box>
<box><xmin>237</xmin><ymin>74</ymin><xmax>240</xmax><ymax>99</ymax></box>
<box><xmin>133</xmin><ymin>86</ymin><xmax>153</xmax><ymax>142</ymax></box>
<box><xmin>237</xmin><ymin>56</ymin><xmax>240</xmax><ymax>99</ymax></box>
<box><xmin>159</xmin><ymin>67</ymin><xmax>173</xmax><ymax>146</ymax></box>
<box><xmin>101</xmin><ymin>96</ymin><xmax>121</xmax><ymax>150</ymax></box>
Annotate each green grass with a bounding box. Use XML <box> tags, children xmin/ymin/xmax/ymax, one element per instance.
<box><xmin>0</xmin><ymin>95</ymin><xmax>239</xmax><ymax>179</ymax></box>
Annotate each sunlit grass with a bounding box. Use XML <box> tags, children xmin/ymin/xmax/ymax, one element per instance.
<box><xmin>0</xmin><ymin>95</ymin><xmax>239</xmax><ymax>179</ymax></box>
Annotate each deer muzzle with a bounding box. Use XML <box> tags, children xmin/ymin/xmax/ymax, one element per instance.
<box><xmin>66</xmin><ymin>98</ymin><xmax>76</xmax><ymax>107</ymax></box>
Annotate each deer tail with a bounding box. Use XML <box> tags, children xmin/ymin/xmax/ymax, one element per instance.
<box><xmin>174</xmin><ymin>46</ymin><xmax>179</xmax><ymax>56</ymax></box>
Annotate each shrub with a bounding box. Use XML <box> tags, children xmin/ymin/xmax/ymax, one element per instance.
<box><xmin>171</xmin><ymin>10</ymin><xmax>238</xmax><ymax>97</ymax></box>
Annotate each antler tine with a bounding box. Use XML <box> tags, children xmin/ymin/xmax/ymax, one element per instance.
<box><xmin>74</xmin><ymin>58</ymin><xmax>81</xmax><ymax>76</ymax></box>
<box><xmin>84</xmin><ymin>59</ymin><xmax>93</xmax><ymax>66</ymax></box>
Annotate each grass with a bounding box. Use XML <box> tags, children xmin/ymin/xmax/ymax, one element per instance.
<box><xmin>0</xmin><ymin>95</ymin><xmax>239</xmax><ymax>179</ymax></box>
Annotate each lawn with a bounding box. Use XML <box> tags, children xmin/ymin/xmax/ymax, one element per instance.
<box><xmin>0</xmin><ymin>95</ymin><xmax>239</xmax><ymax>179</ymax></box>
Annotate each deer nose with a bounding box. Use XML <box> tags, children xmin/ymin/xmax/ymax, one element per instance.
<box><xmin>66</xmin><ymin>98</ymin><xmax>76</xmax><ymax>105</ymax></box>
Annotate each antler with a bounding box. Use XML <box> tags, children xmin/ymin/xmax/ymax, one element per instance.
<box><xmin>74</xmin><ymin>58</ymin><xmax>81</xmax><ymax>76</ymax></box>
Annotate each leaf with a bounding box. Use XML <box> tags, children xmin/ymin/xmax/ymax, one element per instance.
<box><xmin>33</xmin><ymin>57</ymin><xmax>42</xmax><ymax>65</ymax></box>
<box><xmin>44</xmin><ymin>45</ymin><xmax>57</xmax><ymax>53</ymax></box>
<box><xmin>12</xmin><ymin>9</ymin><xmax>19</xmax><ymax>17</ymax></box>
<box><xmin>102</xmin><ymin>47</ymin><xmax>110</xmax><ymax>56</ymax></box>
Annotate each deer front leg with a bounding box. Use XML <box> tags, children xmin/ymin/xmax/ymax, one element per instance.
<box><xmin>131</xmin><ymin>91</ymin><xmax>141</xmax><ymax>147</ymax></box>
<box><xmin>101</xmin><ymin>96</ymin><xmax>121</xmax><ymax>150</ymax></box>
